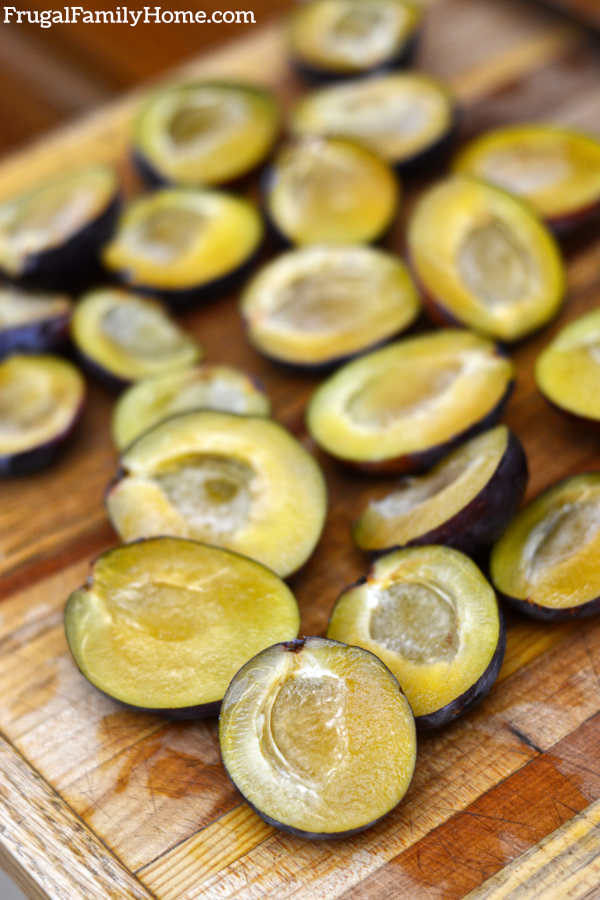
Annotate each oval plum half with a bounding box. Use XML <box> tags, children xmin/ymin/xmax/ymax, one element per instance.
<box><xmin>106</xmin><ymin>410</ymin><xmax>327</xmax><ymax>577</ymax></box>
<box><xmin>219</xmin><ymin>636</ymin><xmax>416</xmax><ymax>837</ymax></box>
<box><xmin>65</xmin><ymin>538</ymin><xmax>300</xmax><ymax>717</ymax></box>
<box><xmin>328</xmin><ymin>546</ymin><xmax>505</xmax><ymax>728</ymax></box>
<box><xmin>306</xmin><ymin>329</ymin><xmax>515</xmax><ymax>472</ymax></box>
<box><xmin>0</xmin><ymin>287</ymin><xmax>72</xmax><ymax>358</ymax></box>
<box><xmin>490</xmin><ymin>473</ymin><xmax>600</xmax><ymax>621</ymax></box>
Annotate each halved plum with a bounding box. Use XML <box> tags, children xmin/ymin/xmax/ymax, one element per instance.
<box><xmin>454</xmin><ymin>125</ymin><xmax>600</xmax><ymax>233</ymax></box>
<box><xmin>535</xmin><ymin>309</ymin><xmax>600</xmax><ymax>423</ymax></box>
<box><xmin>65</xmin><ymin>538</ymin><xmax>300</xmax><ymax>717</ymax></box>
<box><xmin>408</xmin><ymin>176</ymin><xmax>566</xmax><ymax>342</ymax></box>
<box><xmin>290</xmin><ymin>73</ymin><xmax>456</xmax><ymax>172</ymax></box>
<box><xmin>0</xmin><ymin>165</ymin><xmax>120</xmax><ymax>289</ymax></box>
<box><xmin>133</xmin><ymin>80</ymin><xmax>280</xmax><ymax>187</ymax></box>
<box><xmin>490</xmin><ymin>473</ymin><xmax>600</xmax><ymax>621</ymax></box>
<box><xmin>112</xmin><ymin>365</ymin><xmax>270</xmax><ymax>450</ymax></box>
<box><xmin>306</xmin><ymin>329</ymin><xmax>514</xmax><ymax>472</ymax></box>
<box><xmin>219</xmin><ymin>636</ymin><xmax>416</xmax><ymax>837</ymax></box>
<box><xmin>353</xmin><ymin>425</ymin><xmax>528</xmax><ymax>555</ymax></box>
<box><xmin>263</xmin><ymin>137</ymin><xmax>399</xmax><ymax>246</ymax></box>
<box><xmin>240</xmin><ymin>245</ymin><xmax>420</xmax><ymax>368</ymax></box>
<box><xmin>102</xmin><ymin>188</ymin><xmax>263</xmax><ymax>306</ymax></box>
<box><xmin>0</xmin><ymin>354</ymin><xmax>85</xmax><ymax>476</ymax></box>
<box><xmin>71</xmin><ymin>287</ymin><xmax>202</xmax><ymax>391</ymax></box>
<box><xmin>0</xmin><ymin>287</ymin><xmax>72</xmax><ymax>358</ymax></box>
<box><xmin>106</xmin><ymin>410</ymin><xmax>327</xmax><ymax>577</ymax></box>
<box><xmin>289</xmin><ymin>0</ymin><xmax>422</xmax><ymax>80</ymax></box>
<box><xmin>327</xmin><ymin>546</ymin><xmax>505</xmax><ymax>728</ymax></box>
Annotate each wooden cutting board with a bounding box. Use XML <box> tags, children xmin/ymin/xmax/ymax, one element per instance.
<box><xmin>3</xmin><ymin>1</ymin><xmax>600</xmax><ymax>897</ymax></box>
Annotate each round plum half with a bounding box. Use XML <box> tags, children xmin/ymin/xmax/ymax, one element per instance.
<box><xmin>328</xmin><ymin>545</ymin><xmax>505</xmax><ymax>728</ymax></box>
<box><xmin>306</xmin><ymin>329</ymin><xmax>515</xmax><ymax>473</ymax></box>
<box><xmin>490</xmin><ymin>473</ymin><xmax>600</xmax><ymax>621</ymax></box>
<box><xmin>353</xmin><ymin>425</ymin><xmax>528</xmax><ymax>555</ymax></box>
<box><xmin>219</xmin><ymin>636</ymin><xmax>416</xmax><ymax>837</ymax></box>
<box><xmin>408</xmin><ymin>176</ymin><xmax>566</xmax><ymax>342</ymax></box>
<box><xmin>0</xmin><ymin>287</ymin><xmax>72</xmax><ymax>359</ymax></box>
<box><xmin>65</xmin><ymin>538</ymin><xmax>300</xmax><ymax>717</ymax></box>
<box><xmin>106</xmin><ymin>410</ymin><xmax>327</xmax><ymax>577</ymax></box>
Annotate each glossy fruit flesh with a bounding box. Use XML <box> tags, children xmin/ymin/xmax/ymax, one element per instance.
<box><xmin>219</xmin><ymin>636</ymin><xmax>416</xmax><ymax>837</ymax></box>
<box><xmin>102</xmin><ymin>188</ymin><xmax>263</xmax><ymax>299</ymax></box>
<box><xmin>289</xmin><ymin>0</ymin><xmax>422</xmax><ymax>78</ymax></box>
<box><xmin>409</xmin><ymin>176</ymin><xmax>565</xmax><ymax>342</ymax></box>
<box><xmin>71</xmin><ymin>288</ymin><xmax>202</xmax><ymax>387</ymax></box>
<box><xmin>353</xmin><ymin>425</ymin><xmax>528</xmax><ymax>554</ymax></box>
<box><xmin>454</xmin><ymin>125</ymin><xmax>600</xmax><ymax>230</ymax></box>
<box><xmin>535</xmin><ymin>309</ymin><xmax>600</xmax><ymax>422</ymax></box>
<box><xmin>65</xmin><ymin>538</ymin><xmax>300</xmax><ymax>715</ymax></box>
<box><xmin>490</xmin><ymin>473</ymin><xmax>600</xmax><ymax>619</ymax></box>
<box><xmin>107</xmin><ymin>410</ymin><xmax>327</xmax><ymax>578</ymax></box>
<box><xmin>112</xmin><ymin>365</ymin><xmax>270</xmax><ymax>449</ymax></box>
<box><xmin>241</xmin><ymin>245</ymin><xmax>419</xmax><ymax>367</ymax></box>
<box><xmin>264</xmin><ymin>138</ymin><xmax>399</xmax><ymax>246</ymax></box>
<box><xmin>307</xmin><ymin>329</ymin><xmax>514</xmax><ymax>471</ymax></box>
<box><xmin>0</xmin><ymin>287</ymin><xmax>71</xmax><ymax>357</ymax></box>
<box><xmin>290</xmin><ymin>73</ymin><xmax>454</xmax><ymax>169</ymax></box>
<box><xmin>0</xmin><ymin>354</ymin><xmax>84</xmax><ymax>475</ymax></box>
<box><xmin>134</xmin><ymin>81</ymin><xmax>280</xmax><ymax>186</ymax></box>
<box><xmin>328</xmin><ymin>546</ymin><xmax>504</xmax><ymax>725</ymax></box>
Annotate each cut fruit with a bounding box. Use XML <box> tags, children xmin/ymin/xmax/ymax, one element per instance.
<box><xmin>65</xmin><ymin>538</ymin><xmax>300</xmax><ymax>716</ymax></box>
<box><xmin>240</xmin><ymin>245</ymin><xmax>420</xmax><ymax>367</ymax></box>
<box><xmin>102</xmin><ymin>188</ymin><xmax>263</xmax><ymax>305</ymax></box>
<box><xmin>0</xmin><ymin>287</ymin><xmax>72</xmax><ymax>358</ymax></box>
<box><xmin>0</xmin><ymin>354</ymin><xmax>85</xmax><ymax>475</ymax></box>
<box><xmin>289</xmin><ymin>0</ymin><xmax>422</xmax><ymax>80</ymax></box>
<box><xmin>290</xmin><ymin>73</ymin><xmax>456</xmax><ymax>171</ymax></box>
<box><xmin>263</xmin><ymin>137</ymin><xmax>399</xmax><ymax>246</ymax></box>
<box><xmin>353</xmin><ymin>425</ymin><xmax>528</xmax><ymax>555</ymax></box>
<box><xmin>535</xmin><ymin>309</ymin><xmax>600</xmax><ymax>423</ymax></box>
<box><xmin>454</xmin><ymin>124</ymin><xmax>600</xmax><ymax>232</ymax></box>
<box><xmin>133</xmin><ymin>81</ymin><xmax>280</xmax><ymax>187</ymax></box>
<box><xmin>219</xmin><ymin>636</ymin><xmax>416</xmax><ymax>837</ymax></box>
<box><xmin>408</xmin><ymin>176</ymin><xmax>565</xmax><ymax>342</ymax></box>
<box><xmin>328</xmin><ymin>545</ymin><xmax>504</xmax><ymax>727</ymax></box>
<box><xmin>71</xmin><ymin>287</ymin><xmax>202</xmax><ymax>390</ymax></box>
<box><xmin>307</xmin><ymin>329</ymin><xmax>514</xmax><ymax>472</ymax></box>
<box><xmin>112</xmin><ymin>365</ymin><xmax>270</xmax><ymax>450</ymax></box>
<box><xmin>490</xmin><ymin>473</ymin><xmax>600</xmax><ymax>620</ymax></box>
<box><xmin>0</xmin><ymin>164</ymin><xmax>120</xmax><ymax>288</ymax></box>
<box><xmin>106</xmin><ymin>410</ymin><xmax>327</xmax><ymax>577</ymax></box>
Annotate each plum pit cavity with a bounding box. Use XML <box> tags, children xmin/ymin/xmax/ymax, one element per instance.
<box><xmin>167</xmin><ymin>100</ymin><xmax>238</xmax><ymax>148</ymax></box>
<box><xmin>458</xmin><ymin>219</ymin><xmax>536</xmax><ymax>307</ymax></box>
<box><xmin>136</xmin><ymin>207</ymin><xmax>204</xmax><ymax>262</ymax></box>
<box><xmin>0</xmin><ymin>371</ymin><xmax>54</xmax><ymax>435</ymax></box>
<box><xmin>482</xmin><ymin>146</ymin><xmax>570</xmax><ymax>195</ymax></box>
<box><xmin>108</xmin><ymin>580</ymin><xmax>220</xmax><ymax>643</ymax></box>
<box><xmin>370</xmin><ymin>580</ymin><xmax>459</xmax><ymax>663</ymax></box>
<box><xmin>270</xmin><ymin>270</ymin><xmax>370</xmax><ymax>332</ymax></box>
<box><xmin>101</xmin><ymin>303</ymin><xmax>186</xmax><ymax>357</ymax></box>
<box><xmin>524</xmin><ymin>498</ymin><xmax>600</xmax><ymax>581</ymax></box>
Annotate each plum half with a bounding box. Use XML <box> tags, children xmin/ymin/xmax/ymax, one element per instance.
<box><xmin>240</xmin><ymin>245</ymin><xmax>419</xmax><ymax>368</ymax></box>
<box><xmin>133</xmin><ymin>81</ymin><xmax>280</xmax><ymax>188</ymax></box>
<box><xmin>454</xmin><ymin>125</ymin><xmax>600</xmax><ymax>233</ymax></box>
<box><xmin>65</xmin><ymin>538</ymin><xmax>300</xmax><ymax>717</ymax></box>
<box><xmin>408</xmin><ymin>176</ymin><xmax>565</xmax><ymax>342</ymax></box>
<box><xmin>307</xmin><ymin>329</ymin><xmax>515</xmax><ymax>473</ymax></box>
<box><xmin>0</xmin><ymin>165</ymin><xmax>120</xmax><ymax>290</ymax></box>
<box><xmin>71</xmin><ymin>287</ymin><xmax>202</xmax><ymax>391</ymax></box>
<box><xmin>263</xmin><ymin>137</ymin><xmax>399</xmax><ymax>246</ymax></box>
<box><xmin>219</xmin><ymin>636</ymin><xmax>416</xmax><ymax>837</ymax></box>
<box><xmin>106</xmin><ymin>410</ymin><xmax>327</xmax><ymax>577</ymax></box>
<box><xmin>0</xmin><ymin>354</ymin><xmax>85</xmax><ymax>475</ymax></box>
<box><xmin>353</xmin><ymin>425</ymin><xmax>528</xmax><ymax>555</ymax></box>
<box><xmin>535</xmin><ymin>309</ymin><xmax>600</xmax><ymax>423</ymax></box>
<box><xmin>102</xmin><ymin>188</ymin><xmax>263</xmax><ymax>306</ymax></box>
<box><xmin>290</xmin><ymin>73</ymin><xmax>456</xmax><ymax>172</ymax></box>
<box><xmin>288</xmin><ymin>0</ymin><xmax>422</xmax><ymax>81</ymax></box>
<box><xmin>0</xmin><ymin>287</ymin><xmax>71</xmax><ymax>358</ymax></box>
<box><xmin>328</xmin><ymin>546</ymin><xmax>505</xmax><ymax>728</ymax></box>
<box><xmin>112</xmin><ymin>364</ymin><xmax>270</xmax><ymax>450</ymax></box>
<box><xmin>490</xmin><ymin>473</ymin><xmax>600</xmax><ymax>621</ymax></box>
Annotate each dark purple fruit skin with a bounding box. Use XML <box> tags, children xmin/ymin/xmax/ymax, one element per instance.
<box><xmin>498</xmin><ymin>591</ymin><xmax>600</xmax><ymax>623</ymax></box>
<box><xmin>416</xmin><ymin>605</ymin><xmax>506</xmax><ymax>730</ymax></box>
<box><xmin>0</xmin><ymin>397</ymin><xmax>85</xmax><ymax>477</ymax></box>
<box><xmin>73</xmin><ymin>348</ymin><xmax>132</xmax><ymax>393</ymax></box>
<box><xmin>547</xmin><ymin>198</ymin><xmax>600</xmax><ymax>237</ymax></box>
<box><xmin>75</xmin><ymin>678</ymin><xmax>222</xmax><ymax>719</ymax></box>
<box><xmin>0</xmin><ymin>311</ymin><xmax>70</xmax><ymax>359</ymax></box>
<box><xmin>392</xmin><ymin>112</ymin><xmax>459</xmax><ymax>176</ymax></box>
<box><xmin>291</xmin><ymin>31</ymin><xmax>420</xmax><ymax>84</ymax></box>
<box><xmin>132</xmin><ymin>147</ymin><xmax>275</xmax><ymax>194</ymax></box>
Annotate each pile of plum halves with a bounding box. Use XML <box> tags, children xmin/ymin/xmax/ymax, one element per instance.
<box><xmin>5</xmin><ymin>0</ymin><xmax>600</xmax><ymax>841</ymax></box>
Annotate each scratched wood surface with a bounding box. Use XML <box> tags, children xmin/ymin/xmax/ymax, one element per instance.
<box><xmin>2</xmin><ymin>1</ymin><xmax>600</xmax><ymax>897</ymax></box>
